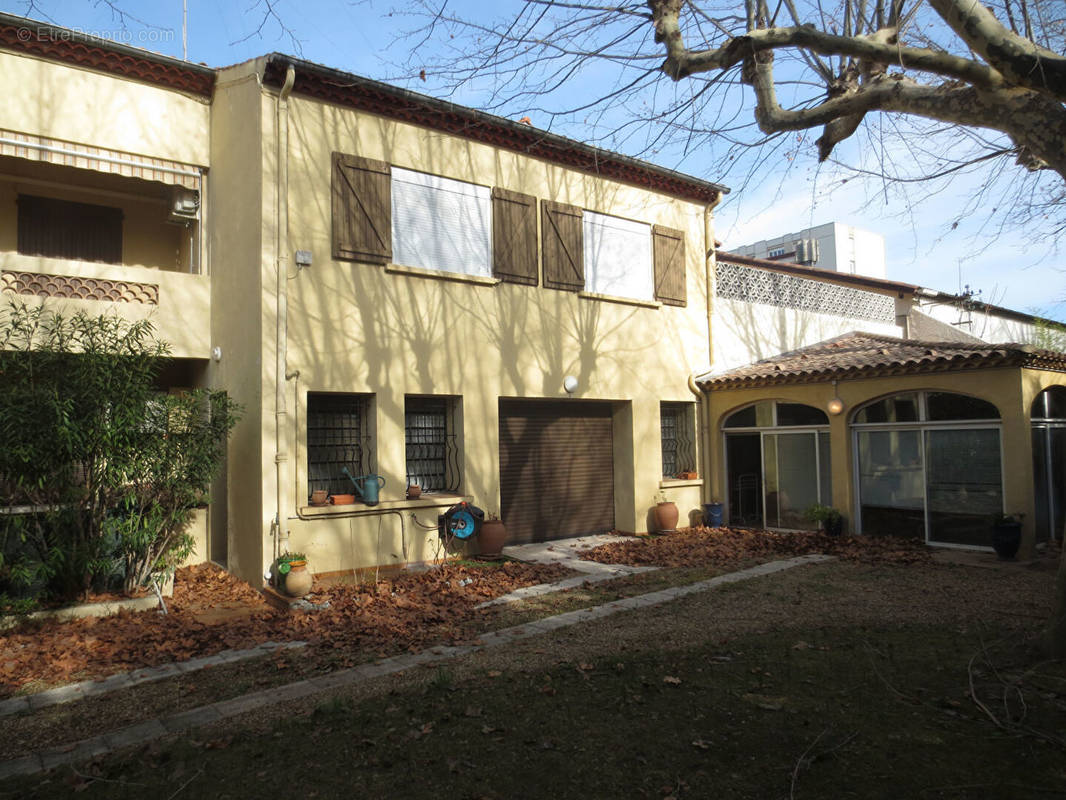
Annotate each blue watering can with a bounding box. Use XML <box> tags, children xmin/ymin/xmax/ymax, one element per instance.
<box><xmin>341</xmin><ymin>467</ymin><xmax>386</xmax><ymax>506</ymax></box>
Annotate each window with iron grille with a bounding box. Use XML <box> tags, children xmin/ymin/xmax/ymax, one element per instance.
<box><xmin>307</xmin><ymin>393</ymin><xmax>372</xmax><ymax>500</ymax></box>
<box><xmin>405</xmin><ymin>396</ymin><xmax>460</xmax><ymax>493</ymax></box>
<box><xmin>661</xmin><ymin>402</ymin><xmax>697</xmax><ymax>478</ymax></box>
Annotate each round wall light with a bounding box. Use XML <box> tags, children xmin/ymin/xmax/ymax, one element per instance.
<box><xmin>827</xmin><ymin>397</ymin><xmax>845</xmax><ymax>416</ymax></box>
<box><xmin>563</xmin><ymin>375</ymin><xmax>578</xmax><ymax>394</ymax></box>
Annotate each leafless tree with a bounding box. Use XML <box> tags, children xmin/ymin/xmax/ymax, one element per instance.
<box><xmin>401</xmin><ymin>1</ymin><xmax>1066</xmax><ymax>235</ymax></box>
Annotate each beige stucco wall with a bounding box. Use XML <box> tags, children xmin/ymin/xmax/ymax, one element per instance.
<box><xmin>260</xmin><ymin>90</ymin><xmax>715</xmax><ymax>576</ymax></box>
<box><xmin>207</xmin><ymin>63</ymin><xmax>267</xmax><ymax>584</ymax></box>
<box><xmin>0</xmin><ymin>50</ymin><xmax>210</xmax><ymax>166</ymax></box>
<box><xmin>712</xmin><ymin>296</ymin><xmax>905</xmax><ymax>371</ymax></box>
<box><xmin>705</xmin><ymin>366</ymin><xmax>1066</xmax><ymax>555</ymax></box>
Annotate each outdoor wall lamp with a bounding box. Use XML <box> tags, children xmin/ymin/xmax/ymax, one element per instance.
<box><xmin>827</xmin><ymin>380</ymin><xmax>844</xmax><ymax>415</ymax></box>
<box><xmin>563</xmin><ymin>375</ymin><xmax>578</xmax><ymax>394</ymax></box>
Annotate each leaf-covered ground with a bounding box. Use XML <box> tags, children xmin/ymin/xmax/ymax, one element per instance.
<box><xmin>0</xmin><ymin>560</ymin><xmax>571</xmax><ymax>698</ymax></box>
<box><xmin>582</xmin><ymin>526</ymin><xmax>932</xmax><ymax>568</ymax></box>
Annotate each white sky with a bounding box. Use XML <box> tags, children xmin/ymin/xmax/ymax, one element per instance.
<box><xmin>2</xmin><ymin>0</ymin><xmax>1061</xmax><ymax>320</ymax></box>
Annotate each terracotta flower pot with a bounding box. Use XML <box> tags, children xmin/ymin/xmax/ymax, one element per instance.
<box><xmin>478</xmin><ymin>519</ymin><xmax>509</xmax><ymax>559</ymax></box>
<box><xmin>654</xmin><ymin>501</ymin><xmax>679</xmax><ymax>533</ymax></box>
<box><xmin>310</xmin><ymin>490</ymin><xmax>329</xmax><ymax>506</ymax></box>
<box><xmin>329</xmin><ymin>494</ymin><xmax>356</xmax><ymax>505</ymax></box>
<box><xmin>407</xmin><ymin>484</ymin><xmax>422</xmax><ymax>499</ymax></box>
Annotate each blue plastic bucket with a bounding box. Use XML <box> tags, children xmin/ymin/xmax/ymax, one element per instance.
<box><xmin>704</xmin><ymin>502</ymin><xmax>723</xmax><ymax>528</ymax></box>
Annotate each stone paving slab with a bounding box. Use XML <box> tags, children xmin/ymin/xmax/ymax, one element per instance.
<box><xmin>0</xmin><ymin>554</ymin><xmax>832</xmax><ymax>779</ymax></box>
<box><xmin>0</xmin><ymin>640</ymin><xmax>308</xmax><ymax>719</ymax></box>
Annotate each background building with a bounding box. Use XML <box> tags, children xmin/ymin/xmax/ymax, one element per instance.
<box><xmin>733</xmin><ymin>221</ymin><xmax>886</xmax><ymax>280</ymax></box>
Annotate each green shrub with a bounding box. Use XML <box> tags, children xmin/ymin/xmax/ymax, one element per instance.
<box><xmin>0</xmin><ymin>302</ymin><xmax>239</xmax><ymax>604</ymax></box>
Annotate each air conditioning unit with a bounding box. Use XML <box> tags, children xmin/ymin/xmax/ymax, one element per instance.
<box><xmin>793</xmin><ymin>238</ymin><xmax>819</xmax><ymax>265</ymax></box>
<box><xmin>167</xmin><ymin>187</ymin><xmax>200</xmax><ymax>225</ymax></box>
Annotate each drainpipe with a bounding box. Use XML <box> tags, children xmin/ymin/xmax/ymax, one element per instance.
<box><xmin>689</xmin><ymin>194</ymin><xmax>724</xmax><ymax>503</ymax></box>
<box><xmin>274</xmin><ymin>63</ymin><xmax>296</xmax><ymax>560</ymax></box>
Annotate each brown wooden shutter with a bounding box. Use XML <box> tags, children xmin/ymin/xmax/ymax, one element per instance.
<box><xmin>491</xmin><ymin>187</ymin><xmax>538</xmax><ymax>285</ymax></box>
<box><xmin>653</xmin><ymin>225</ymin><xmax>686</xmax><ymax>306</ymax></box>
<box><xmin>541</xmin><ymin>200</ymin><xmax>584</xmax><ymax>291</ymax></box>
<box><xmin>332</xmin><ymin>152</ymin><xmax>391</xmax><ymax>263</ymax></box>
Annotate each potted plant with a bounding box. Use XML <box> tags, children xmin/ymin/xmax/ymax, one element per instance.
<box><xmin>276</xmin><ymin>551</ymin><xmax>313</xmax><ymax>597</ymax></box>
<box><xmin>479</xmin><ymin>512</ymin><xmax>508</xmax><ymax>559</ymax></box>
<box><xmin>991</xmin><ymin>514</ymin><xmax>1023</xmax><ymax>560</ymax></box>
<box><xmin>653</xmin><ymin>490</ymin><xmax>679</xmax><ymax>534</ymax></box>
<box><xmin>804</xmin><ymin>504</ymin><xmax>843</xmax><ymax>537</ymax></box>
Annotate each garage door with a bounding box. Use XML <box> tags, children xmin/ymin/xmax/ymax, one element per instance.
<box><xmin>498</xmin><ymin>400</ymin><xmax>615</xmax><ymax>544</ymax></box>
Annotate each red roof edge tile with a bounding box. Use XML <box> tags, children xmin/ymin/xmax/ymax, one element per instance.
<box><xmin>0</xmin><ymin>13</ymin><xmax>215</xmax><ymax>97</ymax></box>
<box><xmin>262</xmin><ymin>55</ymin><xmax>729</xmax><ymax>206</ymax></box>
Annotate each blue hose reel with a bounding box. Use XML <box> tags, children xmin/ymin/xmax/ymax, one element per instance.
<box><xmin>438</xmin><ymin>502</ymin><xmax>484</xmax><ymax>542</ymax></box>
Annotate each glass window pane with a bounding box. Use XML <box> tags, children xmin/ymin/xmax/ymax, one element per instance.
<box><xmin>854</xmin><ymin>394</ymin><xmax>918</xmax><ymax>424</ymax></box>
<box><xmin>926</xmin><ymin>392</ymin><xmax>999</xmax><ymax>421</ymax></box>
<box><xmin>1033</xmin><ymin>427</ymin><xmax>1051</xmax><ymax>544</ymax></box>
<box><xmin>776</xmin><ymin>403</ymin><xmax>829</xmax><ymax>427</ymax></box>
<box><xmin>1051</xmin><ymin>428</ymin><xmax>1066</xmax><ymax>544</ymax></box>
<box><xmin>724</xmin><ymin>405</ymin><xmax>757</xmax><ymax>428</ymax></box>
<box><xmin>857</xmin><ymin>430</ymin><xmax>925</xmax><ymax>539</ymax></box>
<box><xmin>924</xmin><ymin>429</ymin><xmax>1002</xmax><ymax>546</ymax></box>
<box><xmin>660</xmin><ymin>404</ymin><xmax>679</xmax><ymax>477</ymax></box>
<box><xmin>818</xmin><ymin>431</ymin><xmax>831</xmax><ymax>507</ymax></box>
<box><xmin>1032</xmin><ymin>387</ymin><xmax>1066</xmax><ymax>421</ymax></box>
<box><xmin>773</xmin><ymin>433</ymin><xmax>820</xmax><ymax>530</ymax></box>
<box><xmin>762</xmin><ymin>435</ymin><xmax>778</xmax><ymax>527</ymax></box>
<box><xmin>726</xmin><ymin>433</ymin><xmax>762</xmax><ymax>527</ymax></box>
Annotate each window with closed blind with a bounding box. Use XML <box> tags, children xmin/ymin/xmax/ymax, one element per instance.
<box><xmin>584</xmin><ymin>211</ymin><xmax>653</xmax><ymax>301</ymax></box>
<box><xmin>391</xmin><ymin>168</ymin><xmax>492</xmax><ymax>278</ymax></box>
<box><xmin>17</xmin><ymin>194</ymin><xmax>123</xmax><ymax>264</ymax></box>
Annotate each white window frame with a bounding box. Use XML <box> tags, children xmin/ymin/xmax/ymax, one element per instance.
<box><xmin>391</xmin><ymin>167</ymin><xmax>492</xmax><ymax>278</ymax></box>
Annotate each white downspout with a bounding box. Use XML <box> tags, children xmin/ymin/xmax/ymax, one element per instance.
<box><xmin>274</xmin><ymin>64</ymin><xmax>296</xmax><ymax>559</ymax></box>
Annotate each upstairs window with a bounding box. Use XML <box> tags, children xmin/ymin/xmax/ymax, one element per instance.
<box><xmin>391</xmin><ymin>167</ymin><xmax>492</xmax><ymax>278</ymax></box>
<box><xmin>584</xmin><ymin>211</ymin><xmax>653</xmax><ymax>301</ymax></box>
<box><xmin>542</xmin><ymin>200</ymin><xmax>685</xmax><ymax>305</ymax></box>
<box><xmin>17</xmin><ymin>194</ymin><xmax>123</xmax><ymax>264</ymax></box>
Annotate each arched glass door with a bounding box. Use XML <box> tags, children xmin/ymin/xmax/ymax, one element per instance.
<box><xmin>723</xmin><ymin>401</ymin><xmax>831</xmax><ymax>529</ymax></box>
<box><xmin>853</xmin><ymin>391</ymin><xmax>1002</xmax><ymax>547</ymax></box>
<box><xmin>1032</xmin><ymin>387</ymin><xmax>1066</xmax><ymax>545</ymax></box>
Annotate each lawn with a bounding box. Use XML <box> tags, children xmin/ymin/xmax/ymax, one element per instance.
<box><xmin>5</xmin><ymin>553</ymin><xmax>1063</xmax><ymax>800</ymax></box>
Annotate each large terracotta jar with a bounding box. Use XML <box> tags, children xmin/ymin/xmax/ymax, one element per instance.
<box><xmin>479</xmin><ymin>519</ymin><xmax>509</xmax><ymax>559</ymax></box>
<box><xmin>283</xmin><ymin>561</ymin><xmax>314</xmax><ymax>597</ymax></box>
<box><xmin>654</xmin><ymin>501</ymin><xmax>679</xmax><ymax>533</ymax></box>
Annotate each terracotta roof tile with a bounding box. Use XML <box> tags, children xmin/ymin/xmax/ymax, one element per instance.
<box><xmin>697</xmin><ymin>332</ymin><xmax>1066</xmax><ymax>389</ymax></box>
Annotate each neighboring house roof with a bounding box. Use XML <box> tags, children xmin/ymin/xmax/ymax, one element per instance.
<box><xmin>907</xmin><ymin>309</ymin><xmax>985</xmax><ymax>344</ymax></box>
<box><xmin>696</xmin><ymin>332</ymin><xmax>1066</xmax><ymax>389</ymax></box>
<box><xmin>0</xmin><ymin>12</ymin><xmax>215</xmax><ymax>96</ymax></box>
<box><xmin>715</xmin><ymin>252</ymin><xmax>916</xmax><ymax>296</ymax></box>
<box><xmin>260</xmin><ymin>55</ymin><xmax>729</xmax><ymax>205</ymax></box>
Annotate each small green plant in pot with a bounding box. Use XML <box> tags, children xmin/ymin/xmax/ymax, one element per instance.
<box><xmin>804</xmin><ymin>504</ymin><xmax>843</xmax><ymax>537</ymax></box>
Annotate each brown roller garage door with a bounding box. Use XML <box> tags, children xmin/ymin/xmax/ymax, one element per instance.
<box><xmin>499</xmin><ymin>400</ymin><xmax>614</xmax><ymax>544</ymax></box>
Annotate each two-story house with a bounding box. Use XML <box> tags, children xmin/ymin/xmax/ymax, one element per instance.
<box><xmin>3</xmin><ymin>12</ymin><xmax>1065</xmax><ymax>587</ymax></box>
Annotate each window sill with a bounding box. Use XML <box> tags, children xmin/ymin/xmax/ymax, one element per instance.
<box><xmin>578</xmin><ymin>290</ymin><xmax>661</xmax><ymax>309</ymax></box>
<box><xmin>298</xmin><ymin>493</ymin><xmax>469</xmax><ymax>517</ymax></box>
<box><xmin>385</xmin><ymin>263</ymin><xmax>499</xmax><ymax>287</ymax></box>
<box><xmin>659</xmin><ymin>478</ymin><xmax>703</xmax><ymax>488</ymax></box>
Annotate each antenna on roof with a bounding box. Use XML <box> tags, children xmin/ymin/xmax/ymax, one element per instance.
<box><xmin>182</xmin><ymin>0</ymin><xmax>188</xmax><ymax>61</ymax></box>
